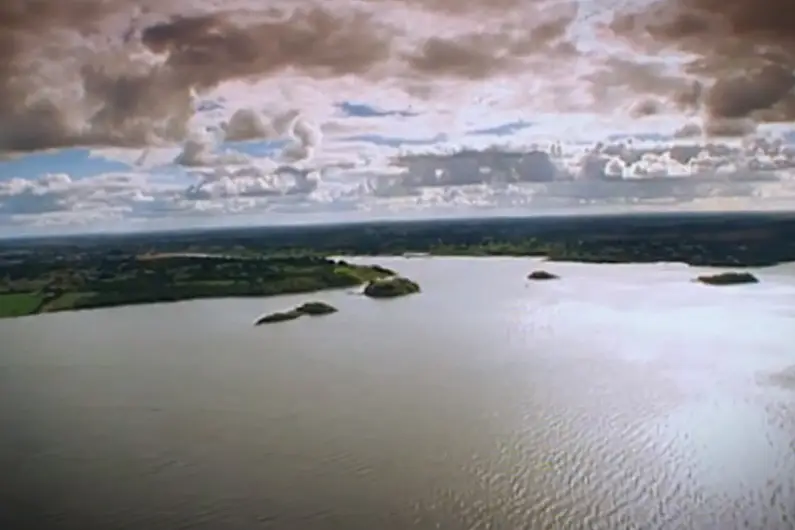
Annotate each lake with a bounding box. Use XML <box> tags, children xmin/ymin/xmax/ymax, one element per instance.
<box><xmin>1</xmin><ymin>257</ymin><xmax>794</xmax><ymax>529</ymax></box>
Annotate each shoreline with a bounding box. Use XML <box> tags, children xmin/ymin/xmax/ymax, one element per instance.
<box><xmin>343</xmin><ymin>252</ymin><xmax>795</xmax><ymax>269</ymax></box>
<box><xmin>3</xmin><ymin>254</ymin><xmax>787</xmax><ymax>320</ymax></box>
<box><xmin>0</xmin><ymin>257</ymin><xmax>393</xmax><ymax>320</ymax></box>
<box><xmin>4</xmin><ymin>211</ymin><xmax>794</xmax><ymax>318</ymax></box>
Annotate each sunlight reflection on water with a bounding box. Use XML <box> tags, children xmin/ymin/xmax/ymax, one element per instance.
<box><xmin>1</xmin><ymin>258</ymin><xmax>793</xmax><ymax>529</ymax></box>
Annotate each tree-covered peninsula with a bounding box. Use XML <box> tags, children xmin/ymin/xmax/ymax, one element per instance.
<box><xmin>0</xmin><ymin>253</ymin><xmax>393</xmax><ymax>319</ymax></box>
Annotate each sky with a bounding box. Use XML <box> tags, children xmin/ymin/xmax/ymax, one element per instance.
<box><xmin>1</xmin><ymin>0</ymin><xmax>795</xmax><ymax>236</ymax></box>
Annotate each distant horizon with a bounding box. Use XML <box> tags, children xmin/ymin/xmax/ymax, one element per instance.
<box><xmin>4</xmin><ymin>207</ymin><xmax>795</xmax><ymax>243</ymax></box>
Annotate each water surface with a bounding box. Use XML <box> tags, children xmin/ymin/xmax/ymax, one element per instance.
<box><xmin>1</xmin><ymin>258</ymin><xmax>794</xmax><ymax>529</ymax></box>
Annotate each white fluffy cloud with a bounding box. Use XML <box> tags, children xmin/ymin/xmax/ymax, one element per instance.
<box><xmin>4</xmin><ymin>127</ymin><xmax>795</xmax><ymax>232</ymax></box>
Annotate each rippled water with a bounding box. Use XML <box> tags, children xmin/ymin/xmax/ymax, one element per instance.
<box><xmin>1</xmin><ymin>258</ymin><xmax>794</xmax><ymax>530</ymax></box>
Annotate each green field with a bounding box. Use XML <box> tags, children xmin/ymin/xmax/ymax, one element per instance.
<box><xmin>42</xmin><ymin>292</ymin><xmax>94</xmax><ymax>313</ymax></box>
<box><xmin>0</xmin><ymin>292</ymin><xmax>43</xmax><ymax>318</ymax></box>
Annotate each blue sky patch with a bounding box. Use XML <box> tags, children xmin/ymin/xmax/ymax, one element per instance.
<box><xmin>342</xmin><ymin>133</ymin><xmax>447</xmax><ymax>147</ymax></box>
<box><xmin>781</xmin><ymin>130</ymin><xmax>795</xmax><ymax>144</ymax></box>
<box><xmin>337</xmin><ymin>101</ymin><xmax>417</xmax><ymax>119</ymax></box>
<box><xmin>606</xmin><ymin>133</ymin><xmax>673</xmax><ymax>143</ymax></box>
<box><xmin>467</xmin><ymin>120</ymin><xmax>535</xmax><ymax>136</ymax></box>
<box><xmin>1</xmin><ymin>148</ymin><xmax>131</xmax><ymax>180</ymax></box>
<box><xmin>196</xmin><ymin>100</ymin><xmax>225</xmax><ymax>113</ymax></box>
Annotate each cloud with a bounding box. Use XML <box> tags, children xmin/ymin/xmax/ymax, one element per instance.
<box><xmin>222</xmin><ymin>109</ymin><xmax>300</xmax><ymax>143</ymax></box>
<box><xmin>4</xmin><ymin>0</ymin><xmax>795</xmax><ymax>231</ymax></box>
<box><xmin>356</xmin><ymin>135</ymin><xmax>795</xmax><ymax>209</ymax></box>
<box><xmin>1</xmin><ymin>1</ymin><xmax>393</xmax><ymax>154</ymax></box>
<box><xmin>174</xmin><ymin>110</ymin><xmax>321</xmax><ymax>168</ymax></box>
<box><xmin>0</xmin><ymin>171</ymin><xmax>173</xmax><ymax>224</ymax></box>
<box><xmin>394</xmin><ymin>149</ymin><xmax>561</xmax><ymax>187</ymax></box>
<box><xmin>587</xmin><ymin>57</ymin><xmax>699</xmax><ymax>113</ymax></box>
<box><xmin>4</xmin><ymin>131</ymin><xmax>795</xmax><ymax>229</ymax></box>
<box><xmin>0</xmin><ymin>0</ymin><xmax>589</xmax><ymax>156</ymax></box>
<box><xmin>139</xmin><ymin>8</ymin><xmax>395</xmax><ymax>84</ymax></box>
<box><xmin>403</xmin><ymin>7</ymin><xmax>578</xmax><ymax>80</ymax></box>
<box><xmin>174</xmin><ymin>134</ymin><xmax>249</xmax><ymax>167</ymax></box>
<box><xmin>184</xmin><ymin>166</ymin><xmax>319</xmax><ymax>200</ymax></box>
<box><xmin>4</xmin><ymin>0</ymin><xmax>792</xmax><ymax>167</ymax></box>
<box><xmin>0</xmin><ymin>165</ymin><xmax>336</xmax><ymax>229</ymax></box>
<box><xmin>609</xmin><ymin>0</ymin><xmax>795</xmax><ymax>126</ymax></box>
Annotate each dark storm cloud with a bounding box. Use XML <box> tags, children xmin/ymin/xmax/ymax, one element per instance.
<box><xmin>0</xmin><ymin>0</ymin><xmax>585</xmax><ymax>154</ymax></box>
<box><xmin>404</xmin><ymin>3</ymin><xmax>579</xmax><ymax>79</ymax></box>
<box><xmin>139</xmin><ymin>8</ymin><xmax>394</xmax><ymax>88</ymax></box>
<box><xmin>610</xmin><ymin>0</ymin><xmax>795</xmax><ymax>123</ymax></box>
<box><xmin>0</xmin><ymin>2</ymin><xmax>395</xmax><ymax>153</ymax></box>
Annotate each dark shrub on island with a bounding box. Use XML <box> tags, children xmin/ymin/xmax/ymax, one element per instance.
<box><xmin>363</xmin><ymin>277</ymin><xmax>421</xmax><ymax>298</ymax></box>
<box><xmin>255</xmin><ymin>301</ymin><xmax>338</xmax><ymax>325</ymax></box>
<box><xmin>695</xmin><ymin>272</ymin><xmax>759</xmax><ymax>286</ymax></box>
<box><xmin>256</xmin><ymin>310</ymin><xmax>303</xmax><ymax>324</ymax></box>
<box><xmin>527</xmin><ymin>270</ymin><xmax>559</xmax><ymax>280</ymax></box>
<box><xmin>295</xmin><ymin>301</ymin><xmax>338</xmax><ymax>315</ymax></box>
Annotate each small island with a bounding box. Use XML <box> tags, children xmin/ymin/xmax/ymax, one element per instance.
<box><xmin>363</xmin><ymin>277</ymin><xmax>421</xmax><ymax>298</ymax></box>
<box><xmin>695</xmin><ymin>271</ymin><xmax>760</xmax><ymax>286</ymax></box>
<box><xmin>527</xmin><ymin>270</ymin><xmax>559</xmax><ymax>280</ymax></box>
<box><xmin>255</xmin><ymin>301</ymin><xmax>338</xmax><ymax>325</ymax></box>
